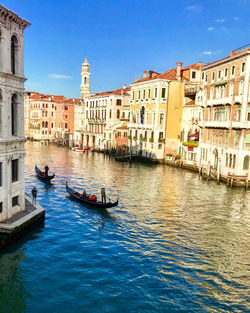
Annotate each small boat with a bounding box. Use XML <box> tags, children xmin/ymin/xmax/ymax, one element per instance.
<box><xmin>35</xmin><ymin>166</ymin><xmax>55</xmax><ymax>181</ymax></box>
<box><xmin>66</xmin><ymin>182</ymin><xmax>118</xmax><ymax>209</ymax></box>
<box><xmin>115</xmin><ymin>155</ymin><xmax>131</xmax><ymax>162</ymax></box>
<box><xmin>84</xmin><ymin>146</ymin><xmax>92</xmax><ymax>151</ymax></box>
<box><xmin>72</xmin><ymin>147</ymin><xmax>83</xmax><ymax>152</ymax></box>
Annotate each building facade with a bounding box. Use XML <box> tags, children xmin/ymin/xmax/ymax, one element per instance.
<box><xmin>198</xmin><ymin>46</ymin><xmax>250</xmax><ymax>180</ymax></box>
<box><xmin>128</xmin><ymin>63</ymin><xmax>202</xmax><ymax>160</ymax></box>
<box><xmin>83</xmin><ymin>87</ymin><xmax>130</xmax><ymax>150</ymax></box>
<box><xmin>0</xmin><ymin>6</ymin><xmax>30</xmax><ymax>222</ymax></box>
<box><xmin>24</xmin><ymin>92</ymin><xmax>78</xmax><ymax>146</ymax></box>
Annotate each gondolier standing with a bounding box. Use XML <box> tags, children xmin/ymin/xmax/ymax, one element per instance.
<box><xmin>44</xmin><ymin>165</ymin><xmax>49</xmax><ymax>176</ymax></box>
<box><xmin>101</xmin><ymin>187</ymin><xmax>106</xmax><ymax>204</ymax></box>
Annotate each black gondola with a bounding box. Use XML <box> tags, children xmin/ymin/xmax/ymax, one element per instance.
<box><xmin>35</xmin><ymin>166</ymin><xmax>55</xmax><ymax>181</ymax></box>
<box><xmin>66</xmin><ymin>182</ymin><xmax>118</xmax><ymax>209</ymax></box>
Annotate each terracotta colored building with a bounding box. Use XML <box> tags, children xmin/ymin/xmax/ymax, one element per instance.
<box><xmin>24</xmin><ymin>92</ymin><xmax>79</xmax><ymax>146</ymax></box>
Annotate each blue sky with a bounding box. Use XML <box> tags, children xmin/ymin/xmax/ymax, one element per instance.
<box><xmin>1</xmin><ymin>0</ymin><xmax>249</xmax><ymax>98</ymax></box>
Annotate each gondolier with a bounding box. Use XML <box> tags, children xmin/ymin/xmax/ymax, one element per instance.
<box><xmin>101</xmin><ymin>187</ymin><xmax>106</xmax><ymax>204</ymax></box>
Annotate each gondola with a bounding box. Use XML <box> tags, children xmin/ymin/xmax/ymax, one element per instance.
<box><xmin>115</xmin><ymin>155</ymin><xmax>131</xmax><ymax>162</ymax></box>
<box><xmin>66</xmin><ymin>182</ymin><xmax>118</xmax><ymax>209</ymax></box>
<box><xmin>35</xmin><ymin>166</ymin><xmax>55</xmax><ymax>181</ymax></box>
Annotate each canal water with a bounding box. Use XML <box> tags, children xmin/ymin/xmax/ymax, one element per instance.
<box><xmin>0</xmin><ymin>142</ymin><xmax>249</xmax><ymax>313</ymax></box>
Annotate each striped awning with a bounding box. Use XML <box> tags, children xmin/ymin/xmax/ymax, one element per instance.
<box><xmin>215</xmin><ymin>83</ymin><xmax>227</xmax><ymax>87</ymax></box>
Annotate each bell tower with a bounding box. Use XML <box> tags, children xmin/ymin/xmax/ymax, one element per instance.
<box><xmin>80</xmin><ymin>56</ymin><xmax>90</xmax><ymax>99</ymax></box>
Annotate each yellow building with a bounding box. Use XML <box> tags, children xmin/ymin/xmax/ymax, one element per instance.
<box><xmin>128</xmin><ymin>62</ymin><xmax>202</xmax><ymax>160</ymax></box>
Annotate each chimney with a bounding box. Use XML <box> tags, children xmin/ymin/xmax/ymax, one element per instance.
<box><xmin>143</xmin><ymin>70</ymin><xmax>147</xmax><ymax>78</ymax></box>
<box><xmin>176</xmin><ymin>62</ymin><xmax>183</xmax><ymax>81</ymax></box>
<box><xmin>136</xmin><ymin>77</ymin><xmax>139</xmax><ymax>82</ymax></box>
<box><xmin>152</xmin><ymin>72</ymin><xmax>157</xmax><ymax>78</ymax></box>
<box><xmin>123</xmin><ymin>84</ymin><xmax>127</xmax><ymax>89</ymax></box>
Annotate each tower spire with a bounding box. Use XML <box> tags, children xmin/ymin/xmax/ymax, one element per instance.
<box><xmin>81</xmin><ymin>56</ymin><xmax>90</xmax><ymax>99</ymax></box>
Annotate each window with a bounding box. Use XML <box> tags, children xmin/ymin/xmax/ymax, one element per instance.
<box><xmin>124</xmin><ymin>132</ymin><xmax>127</xmax><ymax>138</ymax></box>
<box><xmin>224</xmin><ymin>68</ymin><xmax>228</xmax><ymax>77</ymax></box>
<box><xmin>117</xmin><ymin>109</ymin><xmax>120</xmax><ymax>119</ymax></box>
<box><xmin>160</xmin><ymin>113</ymin><xmax>164</xmax><ymax>125</ymax></box>
<box><xmin>132</xmin><ymin>91</ymin><xmax>135</xmax><ymax>100</ymax></box>
<box><xmin>205</xmin><ymin>75</ymin><xmax>208</xmax><ymax>82</ymax></box>
<box><xmin>109</xmin><ymin>109</ymin><xmax>112</xmax><ymax>119</ymax></box>
<box><xmin>11</xmin><ymin>94</ymin><xmax>18</xmax><ymax>136</ymax></box>
<box><xmin>243</xmin><ymin>156</ymin><xmax>249</xmax><ymax>170</ymax></box>
<box><xmin>241</xmin><ymin>62</ymin><xmax>245</xmax><ymax>73</ymax></box>
<box><xmin>248</xmin><ymin>108</ymin><xmax>250</xmax><ymax>121</ymax></box>
<box><xmin>239</xmin><ymin>80</ymin><xmax>244</xmax><ymax>95</ymax></box>
<box><xmin>143</xmin><ymin>90</ymin><xmax>146</xmax><ymax>99</ymax></box>
<box><xmin>12</xmin><ymin>159</ymin><xmax>18</xmax><ymax>182</ymax></box>
<box><xmin>148</xmin><ymin>89</ymin><xmax>151</xmax><ymax>98</ymax></box>
<box><xmin>118</xmin><ymin>132</ymin><xmax>121</xmax><ymax>137</ymax></box>
<box><xmin>233</xmin><ymin>155</ymin><xmax>236</xmax><ymax>168</ymax></box>
<box><xmin>11</xmin><ymin>35</ymin><xmax>18</xmax><ymax>75</ymax></box>
<box><xmin>138</xmin><ymin>90</ymin><xmax>141</xmax><ymax>99</ymax></box>
<box><xmin>154</xmin><ymin>88</ymin><xmax>157</xmax><ymax>98</ymax></box>
<box><xmin>226</xmin><ymin>153</ymin><xmax>228</xmax><ymax>166</ymax></box>
<box><xmin>231</xmin><ymin>66</ymin><xmax>235</xmax><ymax>76</ymax></box>
<box><xmin>218</xmin><ymin>70</ymin><xmax>221</xmax><ymax>79</ymax></box>
<box><xmin>229</xmin><ymin>83</ymin><xmax>234</xmax><ymax>96</ymax></box>
<box><xmin>12</xmin><ymin>196</ymin><xmax>19</xmax><ymax>207</ymax></box>
<box><xmin>116</xmin><ymin>99</ymin><xmax>122</xmax><ymax>106</ymax></box>
<box><xmin>65</xmin><ymin>123</ymin><xmax>68</xmax><ymax>129</ymax></box>
<box><xmin>202</xmin><ymin>72</ymin><xmax>204</xmax><ymax>80</ymax></box>
<box><xmin>192</xmin><ymin>71</ymin><xmax>196</xmax><ymax>79</ymax></box>
<box><xmin>161</xmin><ymin>88</ymin><xmax>166</xmax><ymax>98</ymax></box>
<box><xmin>0</xmin><ymin>202</ymin><xmax>2</xmax><ymax>213</ymax></box>
<box><xmin>212</xmin><ymin>72</ymin><xmax>215</xmax><ymax>81</ymax></box>
<box><xmin>235</xmin><ymin>132</ymin><xmax>239</xmax><ymax>146</ymax></box>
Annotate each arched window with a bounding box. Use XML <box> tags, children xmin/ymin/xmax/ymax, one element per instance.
<box><xmin>233</xmin><ymin>154</ymin><xmax>236</xmax><ymax>168</ymax></box>
<box><xmin>11</xmin><ymin>35</ymin><xmax>18</xmax><ymax>75</ymax></box>
<box><xmin>117</xmin><ymin>109</ymin><xmax>120</xmax><ymax>119</ymax></box>
<box><xmin>229</xmin><ymin>153</ymin><xmax>232</xmax><ymax>168</ymax></box>
<box><xmin>243</xmin><ymin>155</ymin><xmax>249</xmax><ymax>170</ymax></box>
<box><xmin>11</xmin><ymin>94</ymin><xmax>18</xmax><ymax>136</ymax></box>
<box><xmin>42</xmin><ymin>121</ymin><xmax>44</xmax><ymax>127</ymax></box>
<box><xmin>45</xmin><ymin>121</ymin><xmax>48</xmax><ymax>128</ymax></box>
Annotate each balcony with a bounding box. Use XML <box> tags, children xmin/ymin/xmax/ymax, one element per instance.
<box><xmin>158</xmin><ymin>138</ymin><xmax>165</xmax><ymax>144</ymax></box>
<box><xmin>142</xmin><ymin>137</ymin><xmax>147</xmax><ymax>142</ymax></box>
<box><xmin>88</xmin><ymin>118</ymin><xmax>106</xmax><ymax>125</ymax></box>
<box><xmin>235</xmin><ymin>95</ymin><xmax>243</xmax><ymax>104</ymax></box>
<box><xmin>207</xmin><ymin>96</ymin><xmax>233</xmax><ymax>106</ymax></box>
<box><xmin>232</xmin><ymin>121</ymin><xmax>250</xmax><ymax>129</ymax></box>
<box><xmin>149</xmin><ymin>138</ymin><xmax>154</xmax><ymax>143</ymax></box>
<box><xmin>204</xmin><ymin>120</ymin><xmax>230</xmax><ymax>128</ymax></box>
<box><xmin>133</xmin><ymin>136</ymin><xmax>137</xmax><ymax>141</ymax></box>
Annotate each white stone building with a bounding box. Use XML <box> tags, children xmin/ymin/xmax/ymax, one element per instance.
<box><xmin>0</xmin><ymin>5</ymin><xmax>30</xmax><ymax>222</ymax></box>
<box><xmin>198</xmin><ymin>46</ymin><xmax>250</xmax><ymax>183</ymax></box>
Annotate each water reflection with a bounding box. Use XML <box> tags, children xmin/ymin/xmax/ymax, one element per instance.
<box><xmin>1</xmin><ymin>141</ymin><xmax>249</xmax><ymax>312</ymax></box>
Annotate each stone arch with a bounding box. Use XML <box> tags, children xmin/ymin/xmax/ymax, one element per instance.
<box><xmin>11</xmin><ymin>34</ymin><xmax>19</xmax><ymax>75</ymax></box>
<box><xmin>11</xmin><ymin>93</ymin><xmax>18</xmax><ymax>136</ymax></box>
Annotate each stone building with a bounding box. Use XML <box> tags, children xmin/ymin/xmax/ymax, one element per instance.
<box><xmin>128</xmin><ymin>62</ymin><xmax>202</xmax><ymax>160</ymax></box>
<box><xmin>0</xmin><ymin>6</ymin><xmax>30</xmax><ymax>221</ymax></box>
<box><xmin>83</xmin><ymin>87</ymin><xmax>130</xmax><ymax>150</ymax></box>
<box><xmin>24</xmin><ymin>92</ymin><xmax>78</xmax><ymax>146</ymax></box>
<box><xmin>198</xmin><ymin>45</ymin><xmax>250</xmax><ymax>182</ymax></box>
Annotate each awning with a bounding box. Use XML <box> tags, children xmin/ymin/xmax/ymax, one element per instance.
<box><xmin>188</xmin><ymin>132</ymin><xmax>199</xmax><ymax>138</ymax></box>
<box><xmin>215</xmin><ymin>83</ymin><xmax>227</xmax><ymax>87</ymax></box>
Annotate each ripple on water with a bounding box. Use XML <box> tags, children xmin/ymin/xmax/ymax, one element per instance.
<box><xmin>0</xmin><ymin>142</ymin><xmax>249</xmax><ymax>313</ymax></box>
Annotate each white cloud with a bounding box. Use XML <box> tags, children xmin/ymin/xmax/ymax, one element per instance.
<box><xmin>185</xmin><ymin>5</ymin><xmax>202</xmax><ymax>13</ymax></box>
<box><xmin>49</xmin><ymin>74</ymin><xmax>72</xmax><ymax>79</ymax></box>
<box><xmin>215</xmin><ymin>19</ymin><xmax>225</xmax><ymax>23</ymax></box>
<box><xmin>202</xmin><ymin>51</ymin><xmax>213</xmax><ymax>55</ymax></box>
<box><xmin>208</xmin><ymin>27</ymin><xmax>214</xmax><ymax>31</ymax></box>
<box><xmin>233</xmin><ymin>16</ymin><xmax>239</xmax><ymax>21</ymax></box>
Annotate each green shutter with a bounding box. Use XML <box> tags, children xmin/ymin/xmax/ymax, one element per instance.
<box><xmin>245</xmin><ymin>134</ymin><xmax>250</xmax><ymax>144</ymax></box>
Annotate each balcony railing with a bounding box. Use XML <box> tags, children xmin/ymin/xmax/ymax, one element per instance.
<box><xmin>204</xmin><ymin>120</ymin><xmax>230</xmax><ymax>128</ymax></box>
<box><xmin>158</xmin><ymin>138</ymin><xmax>165</xmax><ymax>143</ymax></box>
<box><xmin>232</xmin><ymin>121</ymin><xmax>250</xmax><ymax>129</ymax></box>
<box><xmin>149</xmin><ymin>138</ymin><xmax>154</xmax><ymax>143</ymax></box>
<box><xmin>142</xmin><ymin>137</ymin><xmax>147</xmax><ymax>141</ymax></box>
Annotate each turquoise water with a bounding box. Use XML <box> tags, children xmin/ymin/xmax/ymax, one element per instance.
<box><xmin>0</xmin><ymin>142</ymin><xmax>249</xmax><ymax>313</ymax></box>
